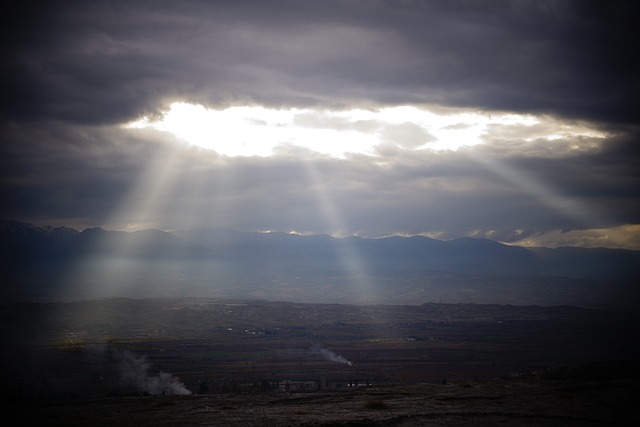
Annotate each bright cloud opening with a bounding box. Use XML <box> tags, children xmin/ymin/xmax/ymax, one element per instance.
<box><xmin>126</xmin><ymin>103</ymin><xmax>606</xmax><ymax>158</ymax></box>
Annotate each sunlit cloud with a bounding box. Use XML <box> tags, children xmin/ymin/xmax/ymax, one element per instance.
<box><xmin>507</xmin><ymin>225</ymin><xmax>640</xmax><ymax>250</ymax></box>
<box><xmin>126</xmin><ymin>103</ymin><xmax>606</xmax><ymax>159</ymax></box>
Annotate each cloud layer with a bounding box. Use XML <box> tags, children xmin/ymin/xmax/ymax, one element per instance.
<box><xmin>2</xmin><ymin>0</ymin><xmax>639</xmax><ymax>248</ymax></box>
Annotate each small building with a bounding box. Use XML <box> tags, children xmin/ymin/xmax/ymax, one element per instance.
<box><xmin>277</xmin><ymin>380</ymin><xmax>318</xmax><ymax>391</ymax></box>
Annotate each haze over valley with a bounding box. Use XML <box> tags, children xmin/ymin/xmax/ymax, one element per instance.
<box><xmin>3</xmin><ymin>219</ymin><xmax>639</xmax><ymax>307</ymax></box>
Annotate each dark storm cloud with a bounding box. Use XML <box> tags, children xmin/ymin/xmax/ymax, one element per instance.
<box><xmin>2</xmin><ymin>0</ymin><xmax>638</xmax><ymax>125</ymax></box>
<box><xmin>1</xmin><ymin>0</ymin><xmax>639</xmax><ymax>247</ymax></box>
<box><xmin>0</xmin><ymin>123</ymin><xmax>164</xmax><ymax>225</ymax></box>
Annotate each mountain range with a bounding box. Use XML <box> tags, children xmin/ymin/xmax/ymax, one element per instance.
<box><xmin>1</xmin><ymin>220</ymin><xmax>638</xmax><ymax>307</ymax></box>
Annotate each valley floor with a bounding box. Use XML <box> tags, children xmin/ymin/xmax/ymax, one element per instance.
<box><xmin>3</xmin><ymin>298</ymin><xmax>639</xmax><ymax>425</ymax></box>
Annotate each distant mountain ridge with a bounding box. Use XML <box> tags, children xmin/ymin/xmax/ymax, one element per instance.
<box><xmin>174</xmin><ymin>227</ymin><xmax>639</xmax><ymax>280</ymax></box>
<box><xmin>1</xmin><ymin>220</ymin><xmax>210</xmax><ymax>259</ymax></box>
<box><xmin>1</xmin><ymin>220</ymin><xmax>638</xmax><ymax>306</ymax></box>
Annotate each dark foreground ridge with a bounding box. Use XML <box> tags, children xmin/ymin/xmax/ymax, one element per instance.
<box><xmin>10</xmin><ymin>375</ymin><xmax>640</xmax><ymax>426</ymax></box>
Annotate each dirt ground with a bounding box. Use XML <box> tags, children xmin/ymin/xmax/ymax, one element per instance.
<box><xmin>11</xmin><ymin>377</ymin><xmax>639</xmax><ymax>426</ymax></box>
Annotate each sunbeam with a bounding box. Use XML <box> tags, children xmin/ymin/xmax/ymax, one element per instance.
<box><xmin>302</xmin><ymin>159</ymin><xmax>374</xmax><ymax>304</ymax></box>
<box><xmin>63</xmin><ymin>136</ymin><xmax>209</xmax><ymax>299</ymax></box>
<box><xmin>468</xmin><ymin>147</ymin><xmax>613</xmax><ymax>245</ymax></box>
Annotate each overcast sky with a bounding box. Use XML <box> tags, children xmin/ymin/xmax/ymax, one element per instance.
<box><xmin>2</xmin><ymin>0</ymin><xmax>639</xmax><ymax>248</ymax></box>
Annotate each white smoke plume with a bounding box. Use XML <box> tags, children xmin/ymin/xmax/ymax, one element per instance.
<box><xmin>117</xmin><ymin>350</ymin><xmax>191</xmax><ymax>395</ymax></box>
<box><xmin>311</xmin><ymin>344</ymin><xmax>353</xmax><ymax>366</ymax></box>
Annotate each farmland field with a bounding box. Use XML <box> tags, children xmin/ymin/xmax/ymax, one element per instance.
<box><xmin>3</xmin><ymin>298</ymin><xmax>639</xmax><ymax>425</ymax></box>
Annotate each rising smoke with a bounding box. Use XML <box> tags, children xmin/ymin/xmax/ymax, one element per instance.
<box><xmin>311</xmin><ymin>344</ymin><xmax>353</xmax><ymax>366</ymax></box>
<box><xmin>117</xmin><ymin>350</ymin><xmax>191</xmax><ymax>395</ymax></box>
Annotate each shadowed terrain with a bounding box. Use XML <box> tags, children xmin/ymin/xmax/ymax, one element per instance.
<box><xmin>3</xmin><ymin>298</ymin><xmax>639</xmax><ymax>425</ymax></box>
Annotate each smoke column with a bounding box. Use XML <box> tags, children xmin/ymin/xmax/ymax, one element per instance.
<box><xmin>117</xmin><ymin>350</ymin><xmax>191</xmax><ymax>395</ymax></box>
<box><xmin>311</xmin><ymin>344</ymin><xmax>353</xmax><ymax>366</ymax></box>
